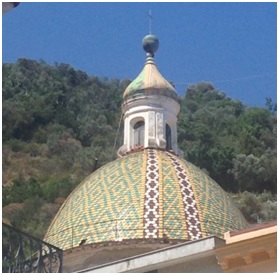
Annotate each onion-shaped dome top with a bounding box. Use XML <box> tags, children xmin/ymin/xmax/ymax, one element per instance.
<box><xmin>123</xmin><ymin>35</ymin><xmax>178</xmax><ymax>101</ymax></box>
<box><xmin>44</xmin><ymin>149</ymin><xmax>248</xmax><ymax>250</ymax></box>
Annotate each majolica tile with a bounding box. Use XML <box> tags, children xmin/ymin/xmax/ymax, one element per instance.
<box><xmin>44</xmin><ymin>149</ymin><xmax>248</xmax><ymax>250</ymax></box>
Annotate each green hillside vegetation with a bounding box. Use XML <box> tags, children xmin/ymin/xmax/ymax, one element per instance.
<box><xmin>2</xmin><ymin>59</ymin><xmax>277</xmax><ymax>239</ymax></box>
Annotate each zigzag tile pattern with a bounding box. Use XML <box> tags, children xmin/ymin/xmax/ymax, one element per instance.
<box><xmin>45</xmin><ymin>151</ymin><xmax>145</xmax><ymax>249</ymax></box>
<box><xmin>44</xmin><ymin>149</ymin><xmax>249</xmax><ymax>250</ymax></box>
<box><xmin>180</xmin><ymin>160</ymin><xmax>249</xmax><ymax>237</ymax></box>
<box><xmin>158</xmin><ymin>151</ymin><xmax>188</xmax><ymax>239</ymax></box>
<box><xmin>165</xmin><ymin>152</ymin><xmax>203</xmax><ymax>240</ymax></box>
<box><xmin>143</xmin><ymin>149</ymin><xmax>160</xmax><ymax>238</ymax></box>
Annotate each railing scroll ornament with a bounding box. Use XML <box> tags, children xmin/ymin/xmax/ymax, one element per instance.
<box><xmin>2</xmin><ymin>223</ymin><xmax>63</xmax><ymax>273</ymax></box>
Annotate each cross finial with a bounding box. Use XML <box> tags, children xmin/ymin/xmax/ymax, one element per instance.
<box><xmin>148</xmin><ymin>10</ymin><xmax>153</xmax><ymax>34</ymax></box>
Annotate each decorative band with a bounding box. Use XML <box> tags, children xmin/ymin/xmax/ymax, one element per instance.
<box><xmin>165</xmin><ymin>152</ymin><xmax>203</xmax><ymax>240</ymax></box>
<box><xmin>143</xmin><ymin>149</ymin><xmax>160</xmax><ymax>238</ymax></box>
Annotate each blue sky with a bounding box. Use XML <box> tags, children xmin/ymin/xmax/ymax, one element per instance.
<box><xmin>2</xmin><ymin>2</ymin><xmax>277</xmax><ymax>107</ymax></box>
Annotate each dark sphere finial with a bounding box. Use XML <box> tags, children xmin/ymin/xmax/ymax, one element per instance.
<box><xmin>142</xmin><ymin>34</ymin><xmax>159</xmax><ymax>55</ymax></box>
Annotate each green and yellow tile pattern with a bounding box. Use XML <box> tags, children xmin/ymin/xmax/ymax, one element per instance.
<box><xmin>44</xmin><ymin>149</ymin><xmax>248</xmax><ymax>250</ymax></box>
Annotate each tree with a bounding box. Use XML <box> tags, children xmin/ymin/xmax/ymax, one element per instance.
<box><xmin>234</xmin><ymin>191</ymin><xmax>277</xmax><ymax>223</ymax></box>
<box><xmin>229</xmin><ymin>150</ymin><xmax>276</xmax><ymax>193</ymax></box>
<box><xmin>266</xmin><ymin>97</ymin><xmax>277</xmax><ymax>113</ymax></box>
<box><xmin>2</xmin><ymin>60</ymin><xmax>277</xmax><ymax>237</ymax></box>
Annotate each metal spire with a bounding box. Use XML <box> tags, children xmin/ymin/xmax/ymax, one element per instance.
<box><xmin>148</xmin><ymin>10</ymin><xmax>153</xmax><ymax>34</ymax></box>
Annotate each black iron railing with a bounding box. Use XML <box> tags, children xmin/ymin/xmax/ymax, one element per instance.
<box><xmin>2</xmin><ymin>223</ymin><xmax>63</xmax><ymax>273</ymax></box>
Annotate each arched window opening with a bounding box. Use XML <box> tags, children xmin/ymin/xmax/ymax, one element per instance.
<box><xmin>166</xmin><ymin>124</ymin><xmax>172</xmax><ymax>150</ymax></box>
<box><xmin>133</xmin><ymin>120</ymin><xmax>145</xmax><ymax>147</ymax></box>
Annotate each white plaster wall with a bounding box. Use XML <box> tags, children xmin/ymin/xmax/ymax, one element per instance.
<box><xmin>121</xmin><ymin>95</ymin><xmax>181</xmax><ymax>154</ymax></box>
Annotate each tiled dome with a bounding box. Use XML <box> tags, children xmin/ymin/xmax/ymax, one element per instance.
<box><xmin>44</xmin><ymin>149</ymin><xmax>248</xmax><ymax>250</ymax></box>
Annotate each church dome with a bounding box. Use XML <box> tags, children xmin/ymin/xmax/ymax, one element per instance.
<box><xmin>123</xmin><ymin>35</ymin><xmax>178</xmax><ymax>101</ymax></box>
<box><xmin>44</xmin><ymin>149</ymin><xmax>248</xmax><ymax>250</ymax></box>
